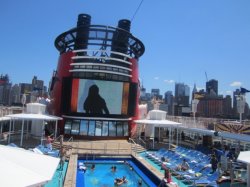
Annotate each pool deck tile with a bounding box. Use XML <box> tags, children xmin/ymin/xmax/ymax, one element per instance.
<box><xmin>64</xmin><ymin>154</ymin><xmax>77</xmax><ymax>187</ymax></box>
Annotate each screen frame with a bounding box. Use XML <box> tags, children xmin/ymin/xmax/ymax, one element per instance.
<box><xmin>63</xmin><ymin>78</ymin><xmax>137</xmax><ymax>118</ymax></box>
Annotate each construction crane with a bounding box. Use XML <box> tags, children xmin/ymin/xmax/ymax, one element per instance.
<box><xmin>205</xmin><ymin>71</ymin><xmax>208</xmax><ymax>82</ymax></box>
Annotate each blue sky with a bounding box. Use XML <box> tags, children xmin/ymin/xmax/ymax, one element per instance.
<box><xmin>0</xmin><ymin>0</ymin><xmax>249</xmax><ymax>104</ymax></box>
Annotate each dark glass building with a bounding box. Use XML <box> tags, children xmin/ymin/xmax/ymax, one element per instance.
<box><xmin>206</xmin><ymin>79</ymin><xmax>218</xmax><ymax>95</ymax></box>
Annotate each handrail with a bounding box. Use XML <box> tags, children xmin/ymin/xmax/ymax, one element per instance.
<box><xmin>138</xmin><ymin>137</ymin><xmax>146</xmax><ymax>148</ymax></box>
<box><xmin>129</xmin><ymin>138</ymin><xmax>137</xmax><ymax>156</ymax></box>
<box><xmin>53</xmin><ymin>134</ymin><xmax>63</xmax><ymax>142</ymax></box>
<box><xmin>73</xmin><ymin>141</ymin><xmax>133</xmax><ymax>156</ymax></box>
<box><xmin>67</xmin><ymin>136</ymin><xmax>73</xmax><ymax>142</ymax></box>
<box><xmin>129</xmin><ymin>137</ymin><xmax>136</xmax><ymax>144</ymax></box>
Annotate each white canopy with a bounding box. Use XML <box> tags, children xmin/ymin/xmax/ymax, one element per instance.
<box><xmin>6</xmin><ymin>113</ymin><xmax>62</xmax><ymax>146</ymax></box>
<box><xmin>135</xmin><ymin>119</ymin><xmax>250</xmax><ymax>142</ymax></box>
<box><xmin>0</xmin><ymin>145</ymin><xmax>60</xmax><ymax>187</ymax></box>
<box><xmin>237</xmin><ymin>151</ymin><xmax>250</xmax><ymax>164</ymax></box>
<box><xmin>7</xmin><ymin>113</ymin><xmax>62</xmax><ymax>121</ymax></box>
<box><xmin>135</xmin><ymin>119</ymin><xmax>181</xmax><ymax>127</ymax></box>
<box><xmin>237</xmin><ymin>151</ymin><xmax>250</xmax><ymax>187</ymax></box>
<box><xmin>0</xmin><ymin>116</ymin><xmax>11</xmax><ymax>121</ymax></box>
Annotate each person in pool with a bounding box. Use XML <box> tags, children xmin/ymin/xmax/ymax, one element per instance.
<box><xmin>91</xmin><ymin>164</ymin><xmax>95</xmax><ymax>171</ymax></box>
<box><xmin>111</xmin><ymin>165</ymin><xmax>117</xmax><ymax>172</ymax></box>
<box><xmin>114</xmin><ymin>176</ymin><xmax>128</xmax><ymax>186</ymax></box>
<box><xmin>78</xmin><ymin>162</ymin><xmax>87</xmax><ymax>173</ymax></box>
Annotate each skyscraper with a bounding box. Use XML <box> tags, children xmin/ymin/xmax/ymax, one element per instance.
<box><xmin>223</xmin><ymin>95</ymin><xmax>232</xmax><ymax>117</ymax></box>
<box><xmin>10</xmin><ymin>84</ymin><xmax>21</xmax><ymax>104</ymax></box>
<box><xmin>192</xmin><ymin>83</ymin><xmax>197</xmax><ymax>100</ymax></box>
<box><xmin>175</xmin><ymin>83</ymin><xmax>190</xmax><ymax>106</ymax></box>
<box><xmin>151</xmin><ymin>89</ymin><xmax>160</xmax><ymax>98</ymax></box>
<box><xmin>206</xmin><ymin>79</ymin><xmax>218</xmax><ymax>95</ymax></box>
<box><xmin>32</xmin><ymin>76</ymin><xmax>44</xmax><ymax>96</ymax></box>
<box><xmin>164</xmin><ymin>91</ymin><xmax>174</xmax><ymax>115</ymax></box>
<box><xmin>232</xmin><ymin>88</ymin><xmax>244</xmax><ymax>117</ymax></box>
<box><xmin>0</xmin><ymin>74</ymin><xmax>11</xmax><ymax>105</ymax></box>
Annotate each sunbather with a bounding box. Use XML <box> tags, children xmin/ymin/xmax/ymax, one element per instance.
<box><xmin>177</xmin><ymin>159</ymin><xmax>189</xmax><ymax>171</ymax></box>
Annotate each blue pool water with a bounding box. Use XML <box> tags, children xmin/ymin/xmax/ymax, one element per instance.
<box><xmin>76</xmin><ymin>159</ymin><xmax>157</xmax><ymax>187</ymax></box>
<box><xmin>45</xmin><ymin>161</ymin><xmax>68</xmax><ymax>187</ymax></box>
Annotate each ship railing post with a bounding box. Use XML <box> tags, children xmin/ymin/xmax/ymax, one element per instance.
<box><xmin>118</xmin><ymin>143</ymin><xmax>120</xmax><ymax>155</ymax></box>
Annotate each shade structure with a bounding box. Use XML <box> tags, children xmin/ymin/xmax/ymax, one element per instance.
<box><xmin>6</xmin><ymin>113</ymin><xmax>62</xmax><ymax>146</ymax></box>
<box><xmin>135</xmin><ymin>119</ymin><xmax>181</xmax><ymax>127</ymax></box>
<box><xmin>0</xmin><ymin>116</ymin><xmax>11</xmax><ymax>121</ymax></box>
<box><xmin>0</xmin><ymin>145</ymin><xmax>60</xmax><ymax>187</ymax></box>
<box><xmin>135</xmin><ymin>119</ymin><xmax>250</xmax><ymax>143</ymax></box>
<box><xmin>237</xmin><ymin>151</ymin><xmax>250</xmax><ymax>164</ymax></box>
<box><xmin>7</xmin><ymin>113</ymin><xmax>62</xmax><ymax>120</ymax></box>
<box><xmin>237</xmin><ymin>151</ymin><xmax>250</xmax><ymax>187</ymax></box>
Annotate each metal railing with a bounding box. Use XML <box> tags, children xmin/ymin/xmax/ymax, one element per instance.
<box><xmin>129</xmin><ymin>138</ymin><xmax>138</xmax><ymax>156</ymax></box>
<box><xmin>73</xmin><ymin>141</ymin><xmax>133</xmax><ymax>157</ymax></box>
<box><xmin>53</xmin><ymin>134</ymin><xmax>63</xmax><ymax>142</ymax></box>
<box><xmin>138</xmin><ymin>137</ymin><xmax>147</xmax><ymax>148</ymax></box>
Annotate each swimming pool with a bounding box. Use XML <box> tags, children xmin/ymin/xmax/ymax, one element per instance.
<box><xmin>76</xmin><ymin>158</ymin><xmax>158</xmax><ymax>187</ymax></box>
<box><xmin>45</xmin><ymin>161</ymin><xmax>68</xmax><ymax>187</ymax></box>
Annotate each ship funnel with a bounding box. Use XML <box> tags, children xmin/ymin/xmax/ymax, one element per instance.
<box><xmin>118</xmin><ymin>19</ymin><xmax>131</xmax><ymax>32</ymax></box>
<box><xmin>111</xmin><ymin>19</ymin><xmax>131</xmax><ymax>59</ymax></box>
<box><xmin>77</xmin><ymin>14</ymin><xmax>91</xmax><ymax>27</ymax></box>
<box><xmin>74</xmin><ymin>14</ymin><xmax>91</xmax><ymax>51</ymax></box>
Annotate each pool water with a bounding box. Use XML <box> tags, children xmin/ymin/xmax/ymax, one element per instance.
<box><xmin>76</xmin><ymin>159</ymin><xmax>157</xmax><ymax>187</ymax></box>
<box><xmin>45</xmin><ymin>161</ymin><xmax>68</xmax><ymax>187</ymax></box>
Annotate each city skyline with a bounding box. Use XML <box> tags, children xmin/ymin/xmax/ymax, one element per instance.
<box><xmin>0</xmin><ymin>0</ymin><xmax>249</xmax><ymax>104</ymax></box>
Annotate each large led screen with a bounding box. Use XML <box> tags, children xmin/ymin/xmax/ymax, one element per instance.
<box><xmin>71</xmin><ymin>79</ymin><xmax>129</xmax><ymax>115</ymax></box>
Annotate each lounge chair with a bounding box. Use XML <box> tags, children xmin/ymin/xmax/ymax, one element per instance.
<box><xmin>35</xmin><ymin>145</ymin><xmax>59</xmax><ymax>157</ymax></box>
<box><xmin>181</xmin><ymin>167</ymin><xmax>214</xmax><ymax>184</ymax></box>
<box><xmin>192</xmin><ymin>171</ymin><xmax>220</xmax><ymax>186</ymax></box>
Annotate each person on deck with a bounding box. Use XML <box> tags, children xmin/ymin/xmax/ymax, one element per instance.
<box><xmin>177</xmin><ymin>159</ymin><xmax>189</xmax><ymax>171</ymax></box>
<box><xmin>59</xmin><ymin>147</ymin><xmax>66</xmax><ymax>170</ymax></box>
<box><xmin>158</xmin><ymin>169</ymin><xmax>178</xmax><ymax>187</ymax></box>
<box><xmin>210</xmin><ymin>154</ymin><xmax>218</xmax><ymax>173</ymax></box>
<box><xmin>45</xmin><ymin>135</ymin><xmax>54</xmax><ymax>150</ymax></box>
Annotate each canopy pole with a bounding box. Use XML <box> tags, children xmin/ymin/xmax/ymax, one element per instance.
<box><xmin>143</xmin><ymin>124</ymin><xmax>146</xmax><ymax>141</ymax></box>
<box><xmin>55</xmin><ymin>120</ymin><xmax>58</xmax><ymax>139</ymax></box>
<box><xmin>152</xmin><ymin>125</ymin><xmax>155</xmax><ymax>149</ymax></box>
<box><xmin>20</xmin><ymin>119</ymin><xmax>24</xmax><ymax>147</ymax></box>
<box><xmin>0</xmin><ymin>122</ymin><xmax>2</xmax><ymax>134</ymax></box>
<box><xmin>26</xmin><ymin>120</ymin><xmax>29</xmax><ymax>139</ymax></box>
<box><xmin>176</xmin><ymin>128</ymin><xmax>179</xmax><ymax>146</ymax></box>
<box><xmin>8</xmin><ymin>119</ymin><xmax>12</xmax><ymax>144</ymax></box>
<box><xmin>139</xmin><ymin>124</ymin><xmax>141</xmax><ymax>139</ymax></box>
<box><xmin>169</xmin><ymin>127</ymin><xmax>171</xmax><ymax>149</ymax></box>
<box><xmin>158</xmin><ymin>127</ymin><xmax>160</xmax><ymax>143</ymax></box>
<box><xmin>247</xmin><ymin>164</ymin><xmax>250</xmax><ymax>187</ymax></box>
<box><xmin>41</xmin><ymin>120</ymin><xmax>44</xmax><ymax>145</ymax></box>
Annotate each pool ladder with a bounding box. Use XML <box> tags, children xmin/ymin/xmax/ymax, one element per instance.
<box><xmin>85</xmin><ymin>153</ymin><xmax>96</xmax><ymax>161</ymax></box>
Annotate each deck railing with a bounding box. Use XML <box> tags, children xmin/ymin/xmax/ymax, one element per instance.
<box><xmin>69</xmin><ymin>140</ymin><xmax>135</xmax><ymax>158</ymax></box>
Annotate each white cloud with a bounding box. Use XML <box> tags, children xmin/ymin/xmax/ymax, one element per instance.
<box><xmin>230</xmin><ymin>81</ymin><xmax>242</xmax><ymax>87</ymax></box>
<box><xmin>164</xmin><ymin>79</ymin><xmax>175</xmax><ymax>84</ymax></box>
<box><xmin>154</xmin><ymin>77</ymin><xmax>159</xmax><ymax>80</ymax></box>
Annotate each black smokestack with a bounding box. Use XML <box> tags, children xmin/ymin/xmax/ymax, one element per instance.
<box><xmin>74</xmin><ymin>14</ymin><xmax>91</xmax><ymax>51</ymax></box>
<box><xmin>111</xmin><ymin>19</ymin><xmax>131</xmax><ymax>59</ymax></box>
<box><xmin>118</xmin><ymin>19</ymin><xmax>131</xmax><ymax>32</ymax></box>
